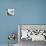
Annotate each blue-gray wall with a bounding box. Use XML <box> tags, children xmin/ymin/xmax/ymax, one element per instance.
<box><xmin>0</xmin><ymin>0</ymin><xmax>46</xmax><ymax>44</ymax></box>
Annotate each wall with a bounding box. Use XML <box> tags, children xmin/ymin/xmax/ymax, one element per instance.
<box><xmin>0</xmin><ymin>0</ymin><xmax>46</xmax><ymax>44</ymax></box>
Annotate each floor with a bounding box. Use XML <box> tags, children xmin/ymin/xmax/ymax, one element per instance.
<box><xmin>19</xmin><ymin>40</ymin><xmax>46</xmax><ymax>46</ymax></box>
<box><xmin>0</xmin><ymin>44</ymin><xmax>18</xmax><ymax>46</ymax></box>
<box><xmin>0</xmin><ymin>41</ymin><xmax>46</xmax><ymax>46</ymax></box>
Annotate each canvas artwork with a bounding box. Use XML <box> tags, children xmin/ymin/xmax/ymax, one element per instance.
<box><xmin>6</xmin><ymin>9</ymin><xmax>15</xmax><ymax>16</ymax></box>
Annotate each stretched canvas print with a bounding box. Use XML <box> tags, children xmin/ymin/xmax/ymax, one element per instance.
<box><xmin>6</xmin><ymin>9</ymin><xmax>15</xmax><ymax>16</ymax></box>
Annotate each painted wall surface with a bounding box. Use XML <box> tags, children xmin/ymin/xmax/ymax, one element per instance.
<box><xmin>0</xmin><ymin>0</ymin><xmax>46</xmax><ymax>44</ymax></box>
